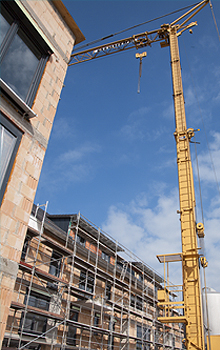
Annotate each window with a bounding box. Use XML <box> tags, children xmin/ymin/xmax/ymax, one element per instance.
<box><xmin>87</xmin><ymin>274</ymin><xmax>94</xmax><ymax>293</ymax></box>
<box><xmin>136</xmin><ymin>296</ymin><xmax>143</xmax><ymax>310</ymax></box>
<box><xmin>76</xmin><ymin>234</ymin><xmax>85</xmax><ymax>247</ymax></box>
<box><xmin>94</xmin><ymin>313</ymin><xmax>100</xmax><ymax>327</ymax></box>
<box><xmin>105</xmin><ymin>283</ymin><xmax>111</xmax><ymax>301</ymax></box>
<box><xmin>79</xmin><ymin>270</ymin><xmax>94</xmax><ymax>294</ymax></box>
<box><xmin>0</xmin><ymin>2</ymin><xmax>50</xmax><ymax>106</ymax></box>
<box><xmin>21</xmin><ymin>236</ymin><xmax>30</xmax><ymax>260</ymax></box>
<box><xmin>138</xmin><ymin>273</ymin><xmax>143</xmax><ymax>283</ymax></box>
<box><xmin>137</xmin><ymin>325</ymin><xmax>151</xmax><ymax>350</ymax></box>
<box><xmin>137</xmin><ymin>324</ymin><xmax>142</xmax><ymax>338</ymax></box>
<box><xmin>0</xmin><ymin>113</ymin><xmax>23</xmax><ymax>204</ymax></box>
<box><xmin>102</xmin><ymin>251</ymin><xmax>110</xmax><ymax>263</ymax></box>
<box><xmin>130</xmin><ymin>294</ymin><xmax>135</xmax><ymax>308</ymax></box>
<box><xmin>79</xmin><ymin>270</ymin><xmax>86</xmax><ymax>290</ymax></box>
<box><xmin>108</xmin><ymin>318</ymin><xmax>115</xmax><ymax>350</ymax></box>
<box><xmin>49</xmin><ymin>250</ymin><xmax>62</xmax><ymax>278</ymax></box>
<box><xmin>144</xmin><ymin>327</ymin><xmax>151</xmax><ymax>341</ymax></box>
<box><xmin>67</xmin><ymin>308</ymin><xmax>79</xmax><ymax>346</ymax></box>
<box><xmin>21</xmin><ymin>291</ymin><xmax>49</xmax><ymax>335</ymax></box>
<box><xmin>136</xmin><ymin>342</ymin><xmax>142</xmax><ymax>350</ymax></box>
<box><xmin>173</xmin><ymin>336</ymin><xmax>176</xmax><ymax>349</ymax></box>
<box><xmin>130</xmin><ymin>294</ymin><xmax>142</xmax><ymax>310</ymax></box>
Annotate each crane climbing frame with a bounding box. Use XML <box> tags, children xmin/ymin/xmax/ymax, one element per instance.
<box><xmin>69</xmin><ymin>1</ymin><xmax>211</xmax><ymax>350</ymax></box>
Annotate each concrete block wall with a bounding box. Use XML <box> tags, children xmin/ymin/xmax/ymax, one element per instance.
<box><xmin>0</xmin><ymin>0</ymin><xmax>84</xmax><ymax>344</ymax></box>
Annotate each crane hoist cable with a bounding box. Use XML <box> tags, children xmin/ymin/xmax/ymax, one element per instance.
<box><xmin>181</xmin><ymin>36</ymin><xmax>220</xmax><ymax>198</ymax></box>
<box><xmin>209</xmin><ymin>0</ymin><xmax>220</xmax><ymax>42</ymax></box>
<box><xmin>74</xmin><ymin>1</ymin><xmax>203</xmax><ymax>52</ymax></box>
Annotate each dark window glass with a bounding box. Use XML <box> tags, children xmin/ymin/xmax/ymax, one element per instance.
<box><xmin>77</xmin><ymin>235</ymin><xmax>85</xmax><ymax>247</ymax></box>
<box><xmin>0</xmin><ymin>113</ymin><xmax>23</xmax><ymax>204</ymax></box>
<box><xmin>79</xmin><ymin>270</ymin><xmax>94</xmax><ymax>293</ymax></box>
<box><xmin>137</xmin><ymin>325</ymin><xmax>142</xmax><ymax>338</ymax></box>
<box><xmin>87</xmin><ymin>274</ymin><xmax>94</xmax><ymax>293</ymax></box>
<box><xmin>21</xmin><ymin>237</ymin><xmax>29</xmax><ymax>260</ymax></box>
<box><xmin>21</xmin><ymin>291</ymin><xmax>49</xmax><ymax>335</ymax></box>
<box><xmin>102</xmin><ymin>251</ymin><xmax>110</xmax><ymax>263</ymax></box>
<box><xmin>144</xmin><ymin>327</ymin><xmax>151</xmax><ymax>341</ymax></box>
<box><xmin>105</xmin><ymin>283</ymin><xmax>111</xmax><ymax>301</ymax></box>
<box><xmin>138</xmin><ymin>273</ymin><xmax>143</xmax><ymax>283</ymax></box>
<box><xmin>1</xmin><ymin>28</ymin><xmax>40</xmax><ymax>101</ymax></box>
<box><xmin>0</xmin><ymin>13</ymin><xmax>10</xmax><ymax>43</ymax></box>
<box><xmin>67</xmin><ymin>310</ymin><xmax>78</xmax><ymax>346</ymax></box>
<box><xmin>130</xmin><ymin>294</ymin><xmax>135</xmax><ymax>307</ymax></box>
<box><xmin>79</xmin><ymin>271</ymin><xmax>86</xmax><ymax>290</ymax></box>
<box><xmin>49</xmin><ymin>250</ymin><xmax>62</xmax><ymax>278</ymax></box>
<box><xmin>108</xmin><ymin>319</ymin><xmax>115</xmax><ymax>350</ymax></box>
<box><xmin>136</xmin><ymin>296</ymin><xmax>142</xmax><ymax>310</ymax></box>
<box><xmin>0</xmin><ymin>3</ymin><xmax>49</xmax><ymax>106</ymax></box>
<box><xmin>94</xmin><ymin>313</ymin><xmax>100</xmax><ymax>327</ymax></box>
<box><xmin>136</xmin><ymin>341</ymin><xmax>142</xmax><ymax>350</ymax></box>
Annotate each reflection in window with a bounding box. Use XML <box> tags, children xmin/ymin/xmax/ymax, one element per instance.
<box><xmin>0</xmin><ymin>124</ymin><xmax>16</xmax><ymax>188</ymax></box>
<box><xmin>21</xmin><ymin>291</ymin><xmax>49</xmax><ymax>334</ymax></box>
<box><xmin>1</xmin><ymin>29</ymin><xmax>40</xmax><ymax>102</ymax></box>
<box><xmin>21</xmin><ymin>237</ymin><xmax>30</xmax><ymax>260</ymax></box>
<box><xmin>76</xmin><ymin>234</ymin><xmax>85</xmax><ymax>247</ymax></box>
<box><xmin>0</xmin><ymin>13</ymin><xmax>10</xmax><ymax>43</ymax></box>
<box><xmin>0</xmin><ymin>3</ymin><xmax>49</xmax><ymax>106</ymax></box>
<box><xmin>0</xmin><ymin>113</ymin><xmax>23</xmax><ymax>204</ymax></box>
<box><xmin>102</xmin><ymin>251</ymin><xmax>110</xmax><ymax>263</ymax></box>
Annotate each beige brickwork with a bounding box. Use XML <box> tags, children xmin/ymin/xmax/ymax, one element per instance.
<box><xmin>0</xmin><ymin>0</ymin><xmax>85</xmax><ymax>345</ymax></box>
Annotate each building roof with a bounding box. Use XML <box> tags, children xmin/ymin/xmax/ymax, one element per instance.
<box><xmin>52</xmin><ymin>0</ymin><xmax>85</xmax><ymax>45</ymax></box>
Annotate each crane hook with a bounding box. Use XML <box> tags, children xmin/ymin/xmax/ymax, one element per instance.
<box><xmin>135</xmin><ymin>52</ymin><xmax>147</xmax><ymax>93</ymax></box>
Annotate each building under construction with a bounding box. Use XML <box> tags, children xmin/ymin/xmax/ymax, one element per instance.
<box><xmin>2</xmin><ymin>204</ymin><xmax>184</xmax><ymax>350</ymax></box>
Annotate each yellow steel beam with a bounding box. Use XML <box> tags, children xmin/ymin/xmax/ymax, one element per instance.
<box><xmin>168</xmin><ymin>26</ymin><xmax>204</xmax><ymax>350</ymax></box>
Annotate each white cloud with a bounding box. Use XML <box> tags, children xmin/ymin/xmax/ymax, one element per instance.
<box><xmin>59</xmin><ymin>143</ymin><xmax>101</xmax><ymax>164</ymax></box>
<box><xmin>102</xmin><ymin>188</ymin><xmax>182</xmax><ymax>285</ymax></box>
<box><xmin>198</xmin><ymin>132</ymin><xmax>220</xmax><ymax>184</ymax></box>
<box><xmin>204</xmin><ymin>196</ymin><xmax>220</xmax><ymax>292</ymax></box>
<box><xmin>102</xmin><ymin>185</ymin><xmax>220</xmax><ymax>291</ymax></box>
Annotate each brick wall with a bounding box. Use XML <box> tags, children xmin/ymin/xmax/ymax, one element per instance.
<box><xmin>0</xmin><ymin>0</ymin><xmax>83</xmax><ymax>343</ymax></box>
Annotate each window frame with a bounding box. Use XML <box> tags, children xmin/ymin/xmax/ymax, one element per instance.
<box><xmin>0</xmin><ymin>1</ymin><xmax>51</xmax><ymax>107</ymax></box>
<box><xmin>67</xmin><ymin>308</ymin><xmax>79</xmax><ymax>346</ymax></box>
<box><xmin>20</xmin><ymin>290</ymin><xmax>50</xmax><ymax>336</ymax></box>
<box><xmin>49</xmin><ymin>250</ymin><xmax>62</xmax><ymax>278</ymax></box>
<box><xmin>0</xmin><ymin>113</ymin><xmax>23</xmax><ymax>204</ymax></box>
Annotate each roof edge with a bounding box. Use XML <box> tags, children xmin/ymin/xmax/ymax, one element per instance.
<box><xmin>52</xmin><ymin>0</ymin><xmax>85</xmax><ymax>45</ymax></box>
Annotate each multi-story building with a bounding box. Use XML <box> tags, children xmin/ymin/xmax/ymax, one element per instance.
<box><xmin>0</xmin><ymin>0</ymin><xmax>85</xmax><ymax>345</ymax></box>
<box><xmin>2</xmin><ymin>204</ymin><xmax>184</xmax><ymax>349</ymax></box>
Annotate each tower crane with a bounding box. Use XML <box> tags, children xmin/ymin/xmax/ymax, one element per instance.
<box><xmin>69</xmin><ymin>1</ymin><xmax>211</xmax><ymax>349</ymax></box>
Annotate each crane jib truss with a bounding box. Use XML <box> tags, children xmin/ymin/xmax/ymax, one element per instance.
<box><xmin>69</xmin><ymin>1</ymin><xmax>210</xmax><ymax>350</ymax></box>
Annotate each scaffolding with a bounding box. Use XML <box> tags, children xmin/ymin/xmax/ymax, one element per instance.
<box><xmin>2</xmin><ymin>204</ymin><xmax>184</xmax><ymax>350</ymax></box>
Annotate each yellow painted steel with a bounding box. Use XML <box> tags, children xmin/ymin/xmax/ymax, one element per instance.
<box><xmin>169</xmin><ymin>26</ymin><xmax>204</xmax><ymax>350</ymax></box>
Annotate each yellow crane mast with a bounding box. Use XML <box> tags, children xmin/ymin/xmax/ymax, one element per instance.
<box><xmin>69</xmin><ymin>1</ymin><xmax>210</xmax><ymax>349</ymax></box>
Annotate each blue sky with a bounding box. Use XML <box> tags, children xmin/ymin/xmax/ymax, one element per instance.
<box><xmin>35</xmin><ymin>1</ymin><xmax>220</xmax><ymax>291</ymax></box>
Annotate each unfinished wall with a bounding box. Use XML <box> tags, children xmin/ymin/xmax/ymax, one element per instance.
<box><xmin>0</xmin><ymin>0</ymin><xmax>84</xmax><ymax>344</ymax></box>
<box><xmin>2</xmin><ymin>208</ymin><xmax>184</xmax><ymax>349</ymax></box>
